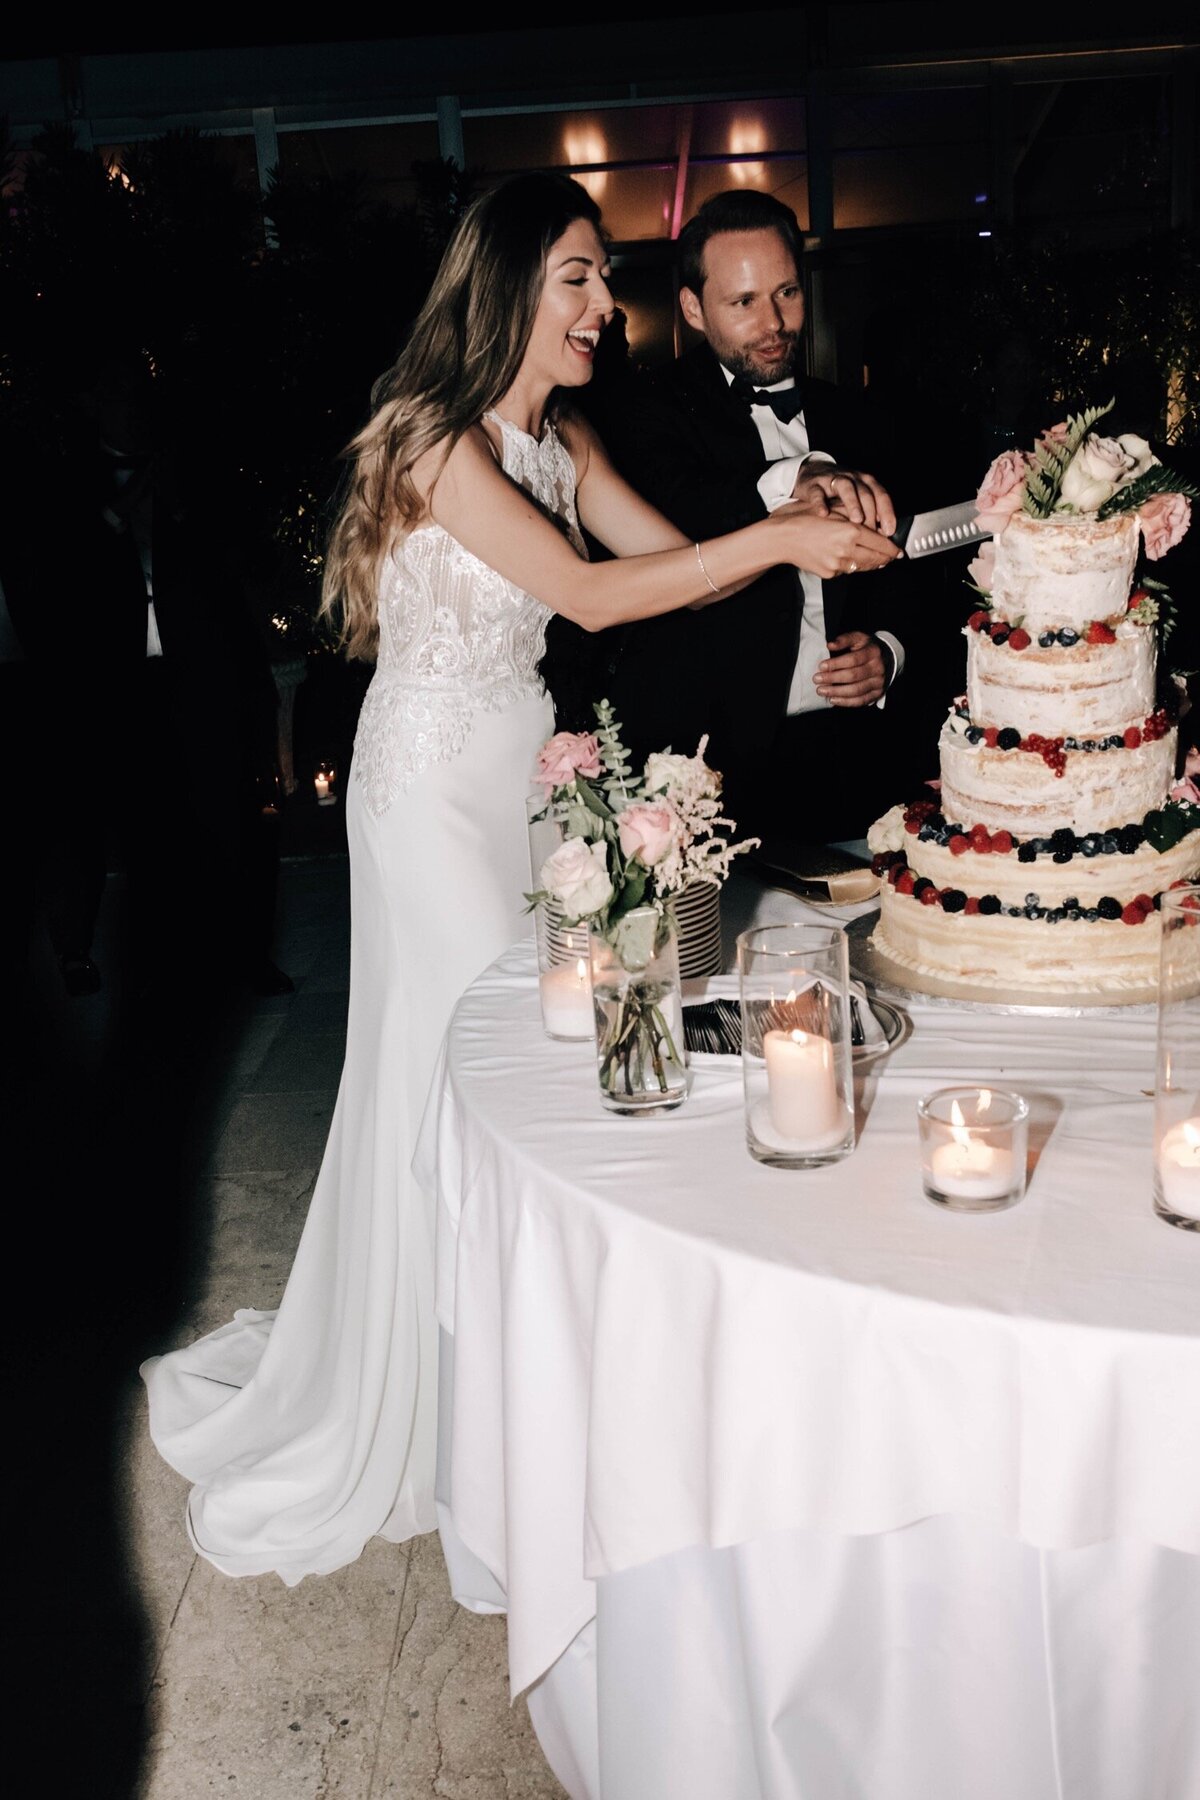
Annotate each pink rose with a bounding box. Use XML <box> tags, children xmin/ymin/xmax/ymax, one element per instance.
<box><xmin>968</xmin><ymin>539</ymin><xmax>996</xmax><ymax>592</ymax></box>
<box><xmin>1040</xmin><ymin>421</ymin><xmax>1070</xmax><ymax>445</ymax></box>
<box><xmin>617</xmin><ymin>801</ymin><xmax>682</xmax><ymax>868</ymax></box>
<box><xmin>974</xmin><ymin>449</ymin><xmax>1031</xmax><ymax>534</ymax></box>
<box><xmin>534</xmin><ymin>731</ymin><xmax>603</xmax><ymax>795</ymax></box>
<box><xmin>1169</xmin><ymin>777</ymin><xmax>1200</xmax><ymax>807</ymax></box>
<box><xmin>1138</xmin><ymin>492</ymin><xmax>1191</xmax><ymax>562</ymax></box>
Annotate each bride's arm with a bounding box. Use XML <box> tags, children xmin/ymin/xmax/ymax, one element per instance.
<box><xmin>421</xmin><ymin>426</ymin><xmax>898</xmax><ymax>634</ymax></box>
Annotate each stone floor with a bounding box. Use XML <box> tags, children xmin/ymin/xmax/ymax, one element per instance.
<box><xmin>119</xmin><ymin>857</ymin><xmax>567</xmax><ymax>1799</ymax></box>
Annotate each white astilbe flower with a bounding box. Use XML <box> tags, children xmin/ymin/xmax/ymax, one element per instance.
<box><xmin>650</xmin><ymin>737</ymin><xmax>759</xmax><ymax>896</ymax></box>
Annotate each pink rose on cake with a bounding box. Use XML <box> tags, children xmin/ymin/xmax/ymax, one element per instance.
<box><xmin>534</xmin><ymin>731</ymin><xmax>603</xmax><ymax>794</ymax></box>
<box><xmin>1138</xmin><ymin>492</ymin><xmax>1192</xmax><ymax>561</ymax></box>
<box><xmin>618</xmin><ymin>801</ymin><xmax>683</xmax><ymax>868</ymax></box>
<box><xmin>974</xmin><ymin>449</ymin><xmax>1031</xmax><ymax>534</ymax></box>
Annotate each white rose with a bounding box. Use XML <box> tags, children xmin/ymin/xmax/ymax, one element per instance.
<box><xmin>539</xmin><ymin>836</ymin><xmax>613</xmax><ymax>919</ymax></box>
<box><xmin>1115</xmin><ymin>434</ymin><xmax>1158</xmax><ymax>484</ymax></box>
<box><xmin>867</xmin><ymin>804</ymin><xmax>907</xmax><ymax>856</ymax></box>
<box><xmin>643</xmin><ymin>749</ymin><xmax>718</xmax><ymax>805</ymax></box>
<box><xmin>1058</xmin><ymin>433</ymin><xmax>1138</xmax><ymax>512</ymax></box>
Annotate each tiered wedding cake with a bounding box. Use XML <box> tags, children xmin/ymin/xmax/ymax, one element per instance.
<box><xmin>869</xmin><ymin>407</ymin><xmax>1199</xmax><ymax>996</ymax></box>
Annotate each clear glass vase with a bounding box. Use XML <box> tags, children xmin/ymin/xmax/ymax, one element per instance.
<box><xmin>1154</xmin><ymin>883</ymin><xmax>1200</xmax><ymax>1231</ymax></box>
<box><xmin>737</xmin><ymin>923</ymin><xmax>856</xmax><ymax>1167</ymax></box>
<box><xmin>589</xmin><ymin>906</ymin><xmax>688</xmax><ymax>1115</ymax></box>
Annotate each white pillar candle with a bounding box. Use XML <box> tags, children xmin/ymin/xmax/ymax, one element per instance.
<box><xmin>539</xmin><ymin>959</ymin><xmax>593</xmax><ymax>1040</ymax></box>
<box><xmin>315</xmin><ymin>769</ymin><xmax>336</xmax><ymax>806</ymax></box>
<box><xmin>763</xmin><ymin>1028</ymin><xmax>844</xmax><ymax>1148</ymax></box>
<box><xmin>1157</xmin><ymin>1117</ymin><xmax>1200</xmax><ymax>1222</ymax></box>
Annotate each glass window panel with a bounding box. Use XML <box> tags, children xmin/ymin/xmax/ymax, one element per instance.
<box><xmin>832</xmin><ymin>88</ymin><xmax>988</xmax><ymax>228</ymax></box>
<box><xmin>833</xmin><ymin>87</ymin><xmax>986</xmax><ymax>152</ymax></box>
<box><xmin>684</xmin><ymin>158</ymin><xmax>809</xmax><ymax>231</ymax></box>
<box><xmin>1012</xmin><ymin>76</ymin><xmax>1170</xmax><ymax>224</ymax></box>
<box><xmin>278</xmin><ymin>122</ymin><xmax>440</xmax><ymax>210</ymax></box>
<box><xmin>607</xmin><ymin>264</ymin><xmax>677</xmax><ymax>366</ymax></box>
<box><xmin>689</xmin><ymin>98</ymin><xmax>805</xmax><ymax>159</ymax></box>
<box><xmin>592</xmin><ymin>165</ymin><xmax>676</xmax><ymax>241</ymax></box>
<box><xmin>465</xmin><ymin>106</ymin><xmax>681</xmax><ymax>176</ymax></box>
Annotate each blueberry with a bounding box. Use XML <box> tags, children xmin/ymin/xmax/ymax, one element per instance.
<box><xmin>928</xmin><ymin>813</ymin><xmax>946</xmax><ymax>831</ymax></box>
<box><xmin>1046</xmin><ymin>909</ymin><xmax>1063</xmax><ymax>923</ymax></box>
<box><xmin>1082</xmin><ymin>740</ymin><xmax>1096</xmax><ymax>752</ymax></box>
<box><xmin>1153</xmin><ymin>893</ymin><xmax>1162</xmax><ymax>910</ymax></box>
<box><xmin>979</xmin><ymin>895</ymin><xmax>1002</xmax><ymax>916</ymax></box>
<box><xmin>1081</xmin><ymin>836</ymin><xmax>1100</xmax><ymax>856</ymax></box>
<box><xmin>1066</xmin><ymin>908</ymin><xmax>1081</xmax><ymax>920</ymax></box>
<box><xmin>1064</xmin><ymin>737</ymin><xmax>1079</xmax><ymax>750</ymax></box>
<box><xmin>1024</xmin><ymin>905</ymin><xmax>1044</xmax><ymax>919</ymax></box>
<box><xmin>966</xmin><ymin>727</ymin><xmax>983</xmax><ymax>745</ymax></box>
<box><xmin>1101</xmin><ymin>836</ymin><xmax>1118</xmax><ymax>855</ymax></box>
<box><xmin>1097</xmin><ymin>897</ymin><xmax>1122</xmax><ymax>921</ymax></box>
<box><xmin>1062</xmin><ymin>897</ymin><xmax>1080</xmax><ymax>910</ymax></box>
<box><xmin>1038</xmin><ymin>632</ymin><xmax>1055</xmax><ymax>648</ymax></box>
<box><xmin>918</xmin><ymin>825</ymin><xmax>937</xmax><ymax>841</ymax></box>
<box><xmin>1084</xmin><ymin>908</ymin><xmax>1099</xmax><ymax>921</ymax></box>
<box><xmin>1007</xmin><ymin>906</ymin><xmax>1023</xmax><ymax>917</ymax></box>
<box><xmin>1053</xmin><ymin>848</ymin><xmax>1073</xmax><ymax>864</ymax></box>
<box><xmin>1058</xmin><ymin>628</ymin><xmax>1079</xmax><ymax>646</ymax></box>
<box><xmin>997</xmin><ymin>728</ymin><xmax>1021</xmax><ymax>750</ymax></box>
<box><xmin>1024</xmin><ymin>892</ymin><xmax>1041</xmax><ymax>906</ymax></box>
<box><xmin>1017</xmin><ymin>842</ymin><xmax>1037</xmax><ymax>864</ymax></box>
<box><xmin>941</xmin><ymin>890</ymin><xmax>967</xmax><ymax>913</ymax></box>
<box><xmin>1106</xmin><ymin>735</ymin><xmax>1123</xmax><ymax>750</ymax></box>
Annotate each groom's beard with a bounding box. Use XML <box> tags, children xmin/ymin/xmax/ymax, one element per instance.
<box><xmin>721</xmin><ymin>332</ymin><xmax>801</xmax><ymax>387</ymax></box>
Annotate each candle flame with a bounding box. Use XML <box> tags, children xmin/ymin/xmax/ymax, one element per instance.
<box><xmin>1185</xmin><ymin>1121</ymin><xmax>1200</xmax><ymax>1150</ymax></box>
<box><xmin>575</xmin><ymin>959</ymin><xmax>587</xmax><ymax>981</ymax></box>
<box><xmin>949</xmin><ymin>1097</ymin><xmax>972</xmax><ymax>1151</ymax></box>
<box><xmin>789</xmin><ymin>1029</ymin><xmax>807</xmax><ymax>1045</ymax></box>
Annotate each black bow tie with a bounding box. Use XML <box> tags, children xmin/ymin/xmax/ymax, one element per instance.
<box><xmin>729</xmin><ymin>374</ymin><xmax>805</xmax><ymax>423</ymax></box>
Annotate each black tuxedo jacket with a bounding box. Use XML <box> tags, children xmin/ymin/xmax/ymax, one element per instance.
<box><xmin>542</xmin><ymin>344</ymin><xmax>919</xmax><ymax>806</ymax></box>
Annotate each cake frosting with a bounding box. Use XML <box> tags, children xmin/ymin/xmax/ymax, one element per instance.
<box><xmin>869</xmin><ymin>473</ymin><xmax>1199</xmax><ymax>996</ymax></box>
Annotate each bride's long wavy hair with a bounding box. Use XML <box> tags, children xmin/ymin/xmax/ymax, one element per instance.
<box><xmin>321</xmin><ymin>172</ymin><xmax>603</xmax><ymax>660</ymax></box>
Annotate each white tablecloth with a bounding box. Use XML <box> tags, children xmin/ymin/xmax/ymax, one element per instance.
<box><xmin>417</xmin><ymin>909</ymin><xmax>1200</xmax><ymax>1800</ymax></box>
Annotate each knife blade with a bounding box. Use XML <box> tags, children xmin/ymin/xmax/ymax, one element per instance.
<box><xmin>891</xmin><ymin>501</ymin><xmax>991</xmax><ymax>559</ymax></box>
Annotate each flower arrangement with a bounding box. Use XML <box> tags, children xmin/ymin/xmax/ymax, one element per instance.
<box><xmin>971</xmin><ymin>401</ymin><xmax>1197</xmax><ymax>575</ymax></box>
<box><xmin>527</xmin><ymin>702</ymin><xmax>756</xmax><ymax>1106</ymax></box>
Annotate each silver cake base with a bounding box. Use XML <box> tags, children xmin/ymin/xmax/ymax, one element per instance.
<box><xmin>847</xmin><ymin>914</ymin><xmax>1159</xmax><ymax>1016</ymax></box>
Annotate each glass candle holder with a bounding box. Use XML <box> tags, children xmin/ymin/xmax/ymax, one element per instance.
<box><xmin>738</xmin><ymin>924</ymin><xmax>855</xmax><ymax>1168</ymax></box>
<box><xmin>1154</xmin><ymin>883</ymin><xmax>1200</xmax><ymax>1231</ymax></box>
<box><xmin>526</xmin><ymin>794</ymin><xmax>595</xmax><ymax>1041</ymax></box>
<box><xmin>917</xmin><ymin>1086</ymin><xmax>1028</xmax><ymax>1213</ymax></box>
<box><xmin>314</xmin><ymin>760</ymin><xmax>338</xmax><ymax>806</ymax></box>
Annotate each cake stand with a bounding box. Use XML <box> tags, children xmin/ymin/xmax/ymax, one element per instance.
<box><xmin>847</xmin><ymin>914</ymin><xmax>1159</xmax><ymax>1016</ymax></box>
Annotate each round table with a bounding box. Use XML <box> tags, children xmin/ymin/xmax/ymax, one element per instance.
<box><xmin>417</xmin><ymin>914</ymin><xmax>1200</xmax><ymax>1800</ymax></box>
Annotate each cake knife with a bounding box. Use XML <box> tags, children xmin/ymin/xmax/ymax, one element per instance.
<box><xmin>891</xmin><ymin>501</ymin><xmax>991</xmax><ymax>558</ymax></box>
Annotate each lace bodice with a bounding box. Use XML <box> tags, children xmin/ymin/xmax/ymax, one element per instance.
<box><xmin>354</xmin><ymin>415</ymin><xmax>584</xmax><ymax>815</ymax></box>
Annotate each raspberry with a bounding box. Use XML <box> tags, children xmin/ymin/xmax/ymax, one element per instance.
<box><xmin>948</xmin><ymin>834</ymin><xmax>970</xmax><ymax>856</ymax></box>
<box><xmin>1121</xmin><ymin>902</ymin><xmax>1148</xmax><ymax>925</ymax></box>
<box><xmin>1086</xmin><ymin>621</ymin><xmax>1117</xmax><ymax>645</ymax></box>
<box><xmin>919</xmin><ymin>885</ymin><xmax>941</xmax><ymax>906</ymax></box>
<box><xmin>970</xmin><ymin>821</ymin><xmax>990</xmax><ymax>845</ymax></box>
<box><xmin>905</xmin><ymin>816</ymin><xmax>921</xmax><ymax>834</ymax></box>
<box><xmin>991</xmin><ymin>830</ymin><xmax>1014</xmax><ymax>854</ymax></box>
<box><xmin>895</xmin><ymin>869</ymin><xmax>916</xmax><ymax>895</ymax></box>
<box><xmin>1123</xmin><ymin>726</ymin><xmax>1142</xmax><ymax>749</ymax></box>
<box><xmin>964</xmin><ymin>896</ymin><xmax>981</xmax><ymax>915</ymax></box>
<box><xmin>983</xmin><ymin>727</ymin><xmax>999</xmax><ymax>748</ymax></box>
<box><xmin>1007</xmin><ymin>629</ymin><xmax>1031</xmax><ymax>651</ymax></box>
<box><xmin>1133</xmin><ymin>893</ymin><xmax>1153</xmax><ymax>912</ymax></box>
<box><xmin>1128</xmin><ymin>588</ymin><xmax>1149</xmax><ymax>609</ymax></box>
<box><xmin>968</xmin><ymin>610</ymin><xmax>990</xmax><ymax>633</ymax></box>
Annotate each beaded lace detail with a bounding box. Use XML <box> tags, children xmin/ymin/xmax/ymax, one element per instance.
<box><xmin>354</xmin><ymin>415</ymin><xmax>584</xmax><ymax>816</ymax></box>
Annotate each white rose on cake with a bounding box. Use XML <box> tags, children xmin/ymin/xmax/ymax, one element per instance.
<box><xmin>540</xmin><ymin>837</ymin><xmax>614</xmax><ymax>919</ymax></box>
<box><xmin>1058</xmin><ymin>432</ymin><xmax>1158</xmax><ymax>512</ymax></box>
<box><xmin>867</xmin><ymin>804</ymin><xmax>907</xmax><ymax>856</ymax></box>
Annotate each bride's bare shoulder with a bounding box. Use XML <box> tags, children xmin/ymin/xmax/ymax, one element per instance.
<box><xmin>410</xmin><ymin>422</ymin><xmax>499</xmax><ymax>515</ymax></box>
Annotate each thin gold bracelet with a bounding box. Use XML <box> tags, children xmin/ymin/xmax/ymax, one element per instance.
<box><xmin>695</xmin><ymin>541</ymin><xmax>720</xmax><ymax>595</ymax></box>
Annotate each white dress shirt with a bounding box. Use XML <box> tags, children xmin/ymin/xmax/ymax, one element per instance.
<box><xmin>719</xmin><ymin>365</ymin><xmax>904</xmax><ymax>714</ymax></box>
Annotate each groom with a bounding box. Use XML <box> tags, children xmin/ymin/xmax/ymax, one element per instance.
<box><xmin>546</xmin><ymin>188</ymin><xmax>921</xmax><ymax>849</ymax></box>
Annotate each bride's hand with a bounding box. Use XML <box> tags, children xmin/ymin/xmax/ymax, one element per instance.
<box><xmin>770</xmin><ymin>506</ymin><xmax>901</xmax><ymax>580</ymax></box>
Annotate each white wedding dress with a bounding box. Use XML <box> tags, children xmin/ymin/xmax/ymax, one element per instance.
<box><xmin>141</xmin><ymin>416</ymin><xmax>575</xmax><ymax>1583</ymax></box>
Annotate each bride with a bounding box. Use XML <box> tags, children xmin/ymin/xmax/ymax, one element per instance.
<box><xmin>142</xmin><ymin>173</ymin><xmax>898</xmax><ymax>1583</ymax></box>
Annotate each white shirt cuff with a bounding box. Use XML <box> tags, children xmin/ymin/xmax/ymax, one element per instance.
<box><xmin>757</xmin><ymin>452</ymin><xmax>836</xmax><ymax>513</ymax></box>
<box><xmin>874</xmin><ymin>630</ymin><xmax>904</xmax><ymax>709</ymax></box>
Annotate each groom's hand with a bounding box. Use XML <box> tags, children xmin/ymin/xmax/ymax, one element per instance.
<box><xmin>815</xmin><ymin>631</ymin><xmax>889</xmax><ymax>707</ymax></box>
<box><xmin>794</xmin><ymin>465</ymin><xmax>897</xmax><ymax>538</ymax></box>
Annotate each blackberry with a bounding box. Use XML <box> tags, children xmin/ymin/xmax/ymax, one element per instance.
<box><xmin>1117</xmin><ymin>824</ymin><xmax>1144</xmax><ymax>853</ymax></box>
<box><xmin>912</xmin><ymin>877</ymin><xmax>934</xmax><ymax>897</ymax></box>
<box><xmin>978</xmin><ymin>895</ymin><xmax>1002</xmax><ymax>916</ymax></box>
<box><xmin>1053</xmin><ymin>849</ymin><xmax>1073</xmax><ymax>864</ymax></box>
<box><xmin>927</xmin><ymin>813</ymin><xmax>946</xmax><ymax>832</ymax></box>
<box><xmin>1097</xmin><ymin>897</ymin><xmax>1122</xmax><ymax>921</ymax></box>
<box><xmin>1063</xmin><ymin>897</ymin><xmax>1080</xmax><ymax>910</ymax></box>
<box><xmin>941</xmin><ymin>890</ymin><xmax>968</xmax><ymax>913</ymax></box>
<box><xmin>1017</xmin><ymin>842</ymin><xmax>1037</xmax><ymax>863</ymax></box>
<box><xmin>997</xmin><ymin>728</ymin><xmax>1021</xmax><ymax>750</ymax></box>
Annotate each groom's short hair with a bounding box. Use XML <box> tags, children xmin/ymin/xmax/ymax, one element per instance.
<box><xmin>678</xmin><ymin>191</ymin><xmax>805</xmax><ymax>296</ymax></box>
